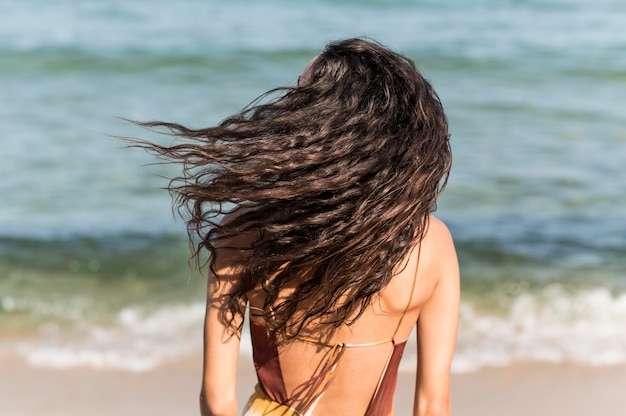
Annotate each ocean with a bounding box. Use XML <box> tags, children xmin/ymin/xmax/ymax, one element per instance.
<box><xmin>1</xmin><ymin>0</ymin><xmax>625</xmax><ymax>373</ymax></box>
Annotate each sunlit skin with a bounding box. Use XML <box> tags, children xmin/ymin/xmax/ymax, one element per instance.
<box><xmin>201</xmin><ymin>214</ymin><xmax>459</xmax><ymax>416</ymax></box>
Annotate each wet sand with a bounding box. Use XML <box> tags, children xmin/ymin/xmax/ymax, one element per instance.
<box><xmin>1</xmin><ymin>352</ymin><xmax>623</xmax><ymax>416</ymax></box>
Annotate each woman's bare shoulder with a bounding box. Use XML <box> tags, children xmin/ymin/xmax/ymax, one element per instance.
<box><xmin>419</xmin><ymin>215</ymin><xmax>458</xmax><ymax>284</ymax></box>
<box><xmin>215</xmin><ymin>207</ymin><xmax>258</xmax><ymax>245</ymax></box>
<box><xmin>211</xmin><ymin>207</ymin><xmax>260</xmax><ymax>273</ymax></box>
<box><xmin>422</xmin><ymin>215</ymin><xmax>455</xmax><ymax>253</ymax></box>
<box><xmin>426</xmin><ymin>215</ymin><xmax>453</xmax><ymax>240</ymax></box>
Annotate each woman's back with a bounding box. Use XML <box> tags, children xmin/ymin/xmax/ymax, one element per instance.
<box><xmin>244</xmin><ymin>216</ymin><xmax>457</xmax><ymax>415</ymax></box>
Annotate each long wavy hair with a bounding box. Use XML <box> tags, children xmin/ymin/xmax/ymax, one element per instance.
<box><xmin>132</xmin><ymin>38</ymin><xmax>451</xmax><ymax>340</ymax></box>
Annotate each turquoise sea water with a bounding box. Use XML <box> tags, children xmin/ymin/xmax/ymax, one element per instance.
<box><xmin>1</xmin><ymin>0</ymin><xmax>625</xmax><ymax>372</ymax></box>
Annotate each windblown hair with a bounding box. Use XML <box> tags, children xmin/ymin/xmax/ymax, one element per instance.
<box><xmin>134</xmin><ymin>38</ymin><xmax>451</xmax><ymax>340</ymax></box>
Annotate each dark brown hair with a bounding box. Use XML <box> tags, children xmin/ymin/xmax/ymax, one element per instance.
<box><xmin>133</xmin><ymin>38</ymin><xmax>451</xmax><ymax>340</ymax></box>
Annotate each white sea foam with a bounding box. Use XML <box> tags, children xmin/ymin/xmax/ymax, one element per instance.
<box><xmin>10</xmin><ymin>302</ymin><xmax>206</xmax><ymax>372</ymax></box>
<box><xmin>5</xmin><ymin>285</ymin><xmax>626</xmax><ymax>373</ymax></box>
<box><xmin>451</xmin><ymin>285</ymin><xmax>626</xmax><ymax>372</ymax></box>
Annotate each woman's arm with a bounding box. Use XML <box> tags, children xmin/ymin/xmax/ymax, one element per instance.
<box><xmin>414</xmin><ymin>218</ymin><xmax>460</xmax><ymax>416</ymax></box>
<box><xmin>200</xmin><ymin>269</ymin><xmax>243</xmax><ymax>416</ymax></box>
<box><xmin>200</xmin><ymin>214</ymin><xmax>252</xmax><ymax>416</ymax></box>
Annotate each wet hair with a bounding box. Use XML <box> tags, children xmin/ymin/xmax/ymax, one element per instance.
<box><xmin>133</xmin><ymin>38</ymin><xmax>451</xmax><ymax>340</ymax></box>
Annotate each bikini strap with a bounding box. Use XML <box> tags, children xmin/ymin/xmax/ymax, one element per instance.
<box><xmin>293</xmin><ymin>248</ymin><xmax>421</xmax><ymax>347</ymax></box>
<box><xmin>294</xmin><ymin>333</ymin><xmax>393</xmax><ymax>348</ymax></box>
<box><xmin>391</xmin><ymin>242</ymin><xmax>422</xmax><ymax>341</ymax></box>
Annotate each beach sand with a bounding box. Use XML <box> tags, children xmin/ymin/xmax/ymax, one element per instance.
<box><xmin>1</xmin><ymin>352</ymin><xmax>623</xmax><ymax>416</ymax></box>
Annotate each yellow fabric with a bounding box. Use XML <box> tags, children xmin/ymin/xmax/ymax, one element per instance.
<box><xmin>242</xmin><ymin>384</ymin><xmax>395</xmax><ymax>416</ymax></box>
<box><xmin>243</xmin><ymin>385</ymin><xmax>302</xmax><ymax>416</ymax></box>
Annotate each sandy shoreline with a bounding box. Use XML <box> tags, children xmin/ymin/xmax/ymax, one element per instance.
<box><xmin>1</xmin><ymin>352</ymin><xmax>624</xmax><ymax>416</ymax></box>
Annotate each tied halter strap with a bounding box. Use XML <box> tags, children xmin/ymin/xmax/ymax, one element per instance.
<box><xmin>281</xmin><ymin>244</ymin><xmax>423</xmax><ymax>415</ymax></box>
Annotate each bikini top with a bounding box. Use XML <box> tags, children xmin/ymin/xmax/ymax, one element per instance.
<box><xmin>249</xmin><ymin>247</ymin><xmax>421</xmax><ymax>415</ymax></box>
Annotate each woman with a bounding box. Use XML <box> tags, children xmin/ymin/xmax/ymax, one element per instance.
<box><xmin>137</xmin><ymin>38</ymin><xmax>459</xmax><ymax>416</ymax></box>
